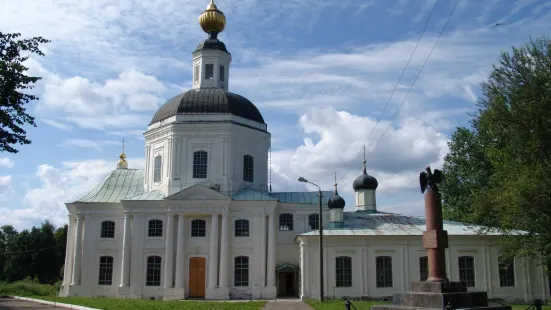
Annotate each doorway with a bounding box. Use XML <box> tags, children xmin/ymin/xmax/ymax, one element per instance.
<box><xmin>188</xmin><ymin>257</ymin><xmax>206</xmax><ymax>298</ymax></box>
<box><xmin>276</xmin><ymin>263</ymin><xmax>299</xmax><ymax>297</ymax></box>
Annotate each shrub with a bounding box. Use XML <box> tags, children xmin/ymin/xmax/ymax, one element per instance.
<box><xmin>0</xmin><ymin>280</ymin><xmax>57</xmax><ymax>297</ymax></box>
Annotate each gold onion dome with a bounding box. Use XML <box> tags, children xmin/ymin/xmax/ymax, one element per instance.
<box><xmin>199</xmin><ymin>0</ymin><xmax>226</xmax><ymax>37</ymax></box>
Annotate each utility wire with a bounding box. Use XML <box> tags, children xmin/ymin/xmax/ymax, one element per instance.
<box><xmin>0</xmin><ymin>244</ymin><xmax>65</xmax><ymax>256</ymax></box>
<box><xmin>365</xmin><ymin>0</ymin><xmax>460</xmax><ymax>163</ymax></box>
<box><xmin>336</xmin><ymin>0</ymin><xmax>441</xmax><ymax>185</ymax></box>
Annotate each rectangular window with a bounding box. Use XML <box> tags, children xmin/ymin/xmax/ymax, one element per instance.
<box><xmin>235</xmin><ymin>219</ymin><xmax>250</xmax><ymax>237</ymax></box>
<box><xmin>419</xmin><ymin>256</ymin><xmax>428</xmax><ymax>281</ymax></box>
<box><xmin>148</xmin><ymin>219</ymin><xmax>163</xmax><ymax>237</ymax></box>
<box><xmin>234</xmin><ymin>256</ymin><xmax>249</xmax><ymax>287</ymax></box>
<box><xmin>499</xmin><ymin>259</ymin><xmax>515</xmax><ymax>287</ymax></box>
<box><xmin>458</xmin><ymin>256</ymin><xmax>475</xmax><ymax>287</ymax></box>
<box><xmin>219</xmin><ymin>65</ymin><xmax>225</xmax><ymax>81</ymax></box>
<box><xmin>194</xmin><ymin>65</ymin><xmax>199</xmax><ymax>83</ymax></box>
<box><xmin>308</xmin><ymin>213</ymin><xmax>319</xmax><ymax>230</ymax></box>
<box><xmin>100</xmin><ymin>221</ymin><xmax>115</xmax><ymax>238</ymax></box>
<box><xmin>376</xmin><ymin>256</ymin><xmax>393</xmax><ymax>288</ymax></box>
<box><xmin>205</xmin><ymin>64</ymin><xmax>214</xmax><ymax>79</ymax></box>
<box><xmin>243</xmin><ymin>155</ymin><xmax>254</xmax><ymax>182</ymax></box>
<box><xmin>279</xmin><ymin>213</ymin><xmax>293</xmax><ymax>231</ymax></box>
<box><xmin>146</xmin><ymin>256</ymin><xmax>162</xmax><ymax>286</ymax></box>
<box><xmin>154</xmin><ymin>155</ymin><xmax>162</xmax><ymax>183</ymax></box>
<box><xmin>98</xmin><ymin>256</ymin><xmax>113</xmax><ymax>285</ymax></box>
<box><xmin>336</xmin><ymin>256</ymin><xmax>352</xmax><ymax>287</ymax></box>
<box><xmin>191</xmin><ymin>219</ymin><xmax>206</xmax><ymax>237</ymax></box>
<box><xmin>193</xmin><ymin>151</ymin><xmax>208</xmax><ymax>179</ymax></box>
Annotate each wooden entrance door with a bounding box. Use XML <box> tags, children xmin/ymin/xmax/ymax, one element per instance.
<box><xmin>188</xmin><ymin>257</ymin><xmax>206</xmax><ymax>298</ymax></box>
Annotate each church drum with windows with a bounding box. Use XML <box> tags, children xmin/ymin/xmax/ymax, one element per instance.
<box><xmin>59</xmin><ymin>0</ymin><xmax>550</xmax><ymax>303</ymax></box>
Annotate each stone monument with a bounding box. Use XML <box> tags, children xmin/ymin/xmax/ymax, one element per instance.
<box><xmin>372</xmin><ymin>166</ymin><xmax>512</xmax><ymax>310</ymax></box>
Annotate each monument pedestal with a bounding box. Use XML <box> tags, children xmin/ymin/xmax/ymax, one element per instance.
<box><xmin>372</xmin><ymin>282</ymin><xmax>512</xmax><ymax>310</ymax></box>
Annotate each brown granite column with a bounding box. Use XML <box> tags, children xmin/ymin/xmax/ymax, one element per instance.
<box><xmin>423</xmin><ymin>185</ymin><xmax>449</xmax><ymax>282</ymax></box>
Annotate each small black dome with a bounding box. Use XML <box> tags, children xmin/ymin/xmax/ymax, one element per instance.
<box><xmin>328</xmin><ymin>188</ymin><xmax>346</xmax><ymax>209</ymax></box>
<box><xmin>150</xmin><ymin>88</ymin><xmax>265</xmax><ymax>125</ymax></box>
<box><xmin>353</xmin><ymin>168</ymin><xmax>378</xmax><ymax>191</ymax></box>
<box><xmin>194</xmin><ymin>38</ymin><xmax>229</xmax><ymax>53</ymax></box>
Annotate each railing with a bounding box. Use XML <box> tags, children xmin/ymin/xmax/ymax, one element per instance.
<box><xmin>524</xmin><ymin>299</ymin><xmax>544</xmax><ymax>310</ymax></box>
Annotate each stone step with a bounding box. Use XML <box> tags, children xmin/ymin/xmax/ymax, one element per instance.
<box><xmin>393</xmin><ymin>291</ymin><xmax>489</xmax><ymax>309</ymax></box>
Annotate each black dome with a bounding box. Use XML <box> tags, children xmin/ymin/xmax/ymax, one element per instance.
<box><xmin>353</xmin><ymin>168</ymin><xmax>378</xmax><ymax>191</ymax></box>
<box><xmin>151</xmin><ymin>88</ymin><xmax>265</xmax><ymax>125</ymax></box>
<box><xmin>328</xmin><ymin>189</ymin><xmax>345</xmax><ymax>209</ymax></box>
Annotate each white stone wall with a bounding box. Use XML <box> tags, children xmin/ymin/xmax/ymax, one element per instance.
<box><xmin>298</xmin><ymin>235</ymin><xmax>550</xmax><ymax>303</ymax></box>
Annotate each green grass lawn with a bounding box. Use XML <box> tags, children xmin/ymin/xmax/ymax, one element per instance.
<box><xmin>23</xmin><ymin>296</ymin><xmax>266</xmax><ymax>310</ymax></box>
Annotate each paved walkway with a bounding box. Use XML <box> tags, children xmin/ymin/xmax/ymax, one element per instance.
<box><xmin>0</xmin><ymin>298</ymin><xmax>67</xmax><ymax>310</ymax></box>
<box><xmin>263</xmin><ymin>299</ymin><xmax>314</xmax><ymax>310</ymax></box>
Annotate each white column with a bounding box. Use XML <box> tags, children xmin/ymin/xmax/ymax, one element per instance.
<box><xmin>261</xmin><ymin>215</ymin><xmax>267</xmax><ymax>286</ymax></box>
<box><xmin>208</xmin><ymin>214</ymin><xmax>220</xmax><ymax>288</ymax></box>
<box><xmin>267</xmin><ymin>213</ymin><xmax>276</xmax><ymax>287</ymax></box>
<box><xmin>62</xmin><ymin>216</ymin><xmax>74</xmax><ymax>286</ymax></box>
<box><xmin>119</xmin><ymin>214</ymin><xmax>132</xmax><ymax>287</ymax></box>
<box><xmin>219</xmin><ymin>213</ymin><xmax>229</xmax><ymax>288</ymax></box>
<box><xmin>174</xmin><ymin>215</ymin><xmax>186</xmax><ymax>288</ymax></box>
<box><xmin>71</xmin><ymin>215</ymin><xmax>84</xmax><ymax>286</ymax></box>
<box><xmin>164</xmin><ymin>214</ymin><xmax>175</xmax><ymax>288</ymax></box>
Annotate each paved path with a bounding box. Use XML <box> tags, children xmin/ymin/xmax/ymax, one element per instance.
<box><xmin>0</xmin><ymin>298</ymin><xmax>67</xmax><ymax>310</ymax></box>
<box><xmin>263</xmin><ymin>299</ymin><xmax>314</xmax><ymax>310</ymax></box>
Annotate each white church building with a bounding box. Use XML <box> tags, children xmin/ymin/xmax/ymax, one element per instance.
<box><xmin>59</xmin><ymin>0</ymin><xmax>550</xmax><ymax>303</ymax></box>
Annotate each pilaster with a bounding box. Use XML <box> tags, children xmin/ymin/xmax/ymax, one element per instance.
<box><xmin>70</xmin><ymin>214</ymin><xmax>84</xmax><ymax>286</ymax></box>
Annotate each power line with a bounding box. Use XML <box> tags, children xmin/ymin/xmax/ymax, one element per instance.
<box><xmin>365</xmin><ymin>0</ymin><xmax>460</xmax><ymax>163</ymax></box>
<box><xmin>0</xmin><ymin>244</ymin><xmax>65</xmax><ymax>256</ymax></box>
<box><xmin>336</xmin><ymin>0</ymin><xmax>441</xmax><ymax>185</ymax></box>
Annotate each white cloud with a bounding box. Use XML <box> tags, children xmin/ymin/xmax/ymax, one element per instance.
<box><xmin>0</xmin><ymin>158</ymin><xmax>14</xmax><ymax>168</ymax></box>
<box><xmin>0</xmin><ymin>158</ymin><xmax>144</xmax><ymax>230</ymax></box>
<box><xmin>59</xmin><ymin>139</ymin><xmax>121</xmax><ymax>150</ymax></box>
<box><xmin>0</xmin><ymin>176</ymin><xmax>13</xmax><ymax>196</ymax></box>
<box><xmin>41</xmin><ymin>119</ymin><xmax>73</xmax><ymax>132</ymax></box>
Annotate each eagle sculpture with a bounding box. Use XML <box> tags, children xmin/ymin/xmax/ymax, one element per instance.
<box><xmin>419</xmin><ymin>166</ymin><xmax>445</xmax><ymax>194</ymax></box>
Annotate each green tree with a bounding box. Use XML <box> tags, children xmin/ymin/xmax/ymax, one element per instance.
<box><xmin>0</xmin><ymin>32</ymin><xmax>50</xmax><ymax>153</ymax></box>
<box><xmin>443</xmin><ymin>36</ymin><xmax>551</xmax><ymax>266</ymax></box>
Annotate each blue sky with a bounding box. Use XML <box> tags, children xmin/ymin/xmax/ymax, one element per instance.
<box><xmin>1</xmin><ymin>0</ymin><xmax>550</xmax><ymax>229</ymax></box>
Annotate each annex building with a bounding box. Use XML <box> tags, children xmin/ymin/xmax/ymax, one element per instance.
<box><xmin>59</xmin><ymin>0</ymin><xmax>550</xmax><ymax>303</ymax></box>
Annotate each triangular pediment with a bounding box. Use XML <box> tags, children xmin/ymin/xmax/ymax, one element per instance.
<box><xmin>164</xmin><ymin>184</ymin><xmax>230</xmax><ymax>201</ymax></box>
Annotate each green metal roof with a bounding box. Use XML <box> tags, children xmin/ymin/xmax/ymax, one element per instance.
<box><xmin>76</xmin><ymin>169</ymin><xmax>147</xmax><ymax>203</ymax></box>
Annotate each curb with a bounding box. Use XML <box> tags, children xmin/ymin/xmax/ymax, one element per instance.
<box><xmin>10</xmin><ymin>296</ymin><xmax>101</xmax><ymax>310</ymax></box>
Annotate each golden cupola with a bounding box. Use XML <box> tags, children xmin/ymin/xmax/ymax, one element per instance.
<box><xmin>198</xmin><ymin>0</ymin><xmax>226</xmax><ymax>38</ymax></box>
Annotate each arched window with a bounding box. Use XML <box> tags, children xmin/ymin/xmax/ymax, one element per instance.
<box><xmin>279</xmin><ymin>213</ymin><xmax>293</xmax><ymax>231</ymax></box>
<box><xmin>98</xmin><ymin>256</ymin><xmax>114</xmax><ymax>285</ymax></box>
<box><xmin>153</xmin><ymin>155</ymin><xmax>162</xmax><ymax>183</ymax></box>
<box><xmin>419</xmin><ymin>256</ymin><xmax>428</xmax><ymax>281</ymax></box>
<box><xmin>458</xmin><ymin>256</ymin><xmax>475</xmax><ymax>287</ymax></box>
<box><xmin>243</xmin><ymin>155</ymin><xmax>254</xmax><ymax>182</ymax></box>
<box><xmin>146</xmin><ymin>256</ymin><xmax>162</xmax><ymax>286</ymax></box>
<box><xmin>148</xmin><ymin>219</ymin><xmax>163</xmax><ymax>237</ymax></box>
<box><xmin>100</xmin><ymin>220</ymin><xmax>115</xmax><ymax>238</ymax></box>
<box><xmin>335</xmin><ymin>256</ymin><xmax>352</xmax><ymax>287</ymax></box>
<box><xmin>191</xmin><ymin>219</ymin><xmax>206</xmax><ymax>237</ymax></box>
<box><xmin>234</xmin><ymin>256</ymin><xmax>249</xmax><ymax>287</ymax></box>
<box><xmin>235</xmin><ymin>219</ymin><xmax>249</xmax><ymax>237</ymax></box>
<box><xmin>498</xmin><ymin>257</ymin><xmax>515</xmax><ymax>287</ymax></box>
<box><xmin>376</xmin><ymin>256</ymin><xmax>393</xmax><ymax>288</ymax></box>
<box><xmin>308</xmin><ymin>213</ymin><xmax>319</xmax><ymax>230</ymax></box>
<box><xmin>193</xmin><ymin>151</ymin><xmax>208</xmax><ymax>179</ymax></box>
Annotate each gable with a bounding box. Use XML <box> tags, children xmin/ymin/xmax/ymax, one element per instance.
<box><xmin>164</xmin><ymin>184</ymin><xmax>230</xmax><ymax>201</ymax></box>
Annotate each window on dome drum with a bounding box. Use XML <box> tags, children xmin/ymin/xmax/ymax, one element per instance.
<box><xmin>100</xmin><ymin>220</ymin><xmax>115</xmax><ymax>238</ymax></box>
<box><xmin>146</xmin><ymin>256</ymin><xmax>162</xmax><ymax>286</ymax></box>
<box><xmin>154</xmin><ymin>155</ymin><xmax>162</xmax><ymax>183</ymax></box>
<box><xmin>194</xmin><ymin>65</ymin><xmax>199</xmax><ymax>83</ymax></box>
<box><xmin>458</xmin><ymin>256</ymin><xmax>475</xmax><ymax>287</ymax></box>
<box><xmin>498</xmin><ymin>258</ymin><xmax>515</xmax><ymax>287</ymax></box>
<box><xmin>193</xmin><ymin>151</ymin><xmax>208</xmax><ymax>179</ymax></box>
<box><xmin>234</xmin><ymin>256</ymin><xmax>249</xmax><ymax>287</ymax></box>
<box><xmin>308</xmin><ymin>213</ymin><xmax>319</xmax><ymax>230</ymax></box>
<box><xmin>234</xmin><ymin>219</ymin><xmax>249</xmax><ymax>237</ymax></box>
<box><xmin>243</xmin><ymin>155</ymin><xmax>254</xmax><ymax>182</ymax></box>
<box><xmin>376</xmin><ymin>256</ymin><xmax>393</xmax><ymax>288</ymax></box>
<box><xmin>98</xmin><ymin>256</ymin><xmax>113</xmax><ymax>285</ymax></box>
<box><xmin>419</xmin><ymin>256</ymin><xmax>428</xmax><ymax>281</ymax></box>
<box><xmin>335</xmin><ymin>256</ymin><xmax>352</xmax><ymax>287</ymax></box>
<box><xmin>205</xmin><ymin>64</ymin><xmax>214</xmax><ymax>79</ymax></box>
<box><xmin>191</xmin><ymin>219</ymin><xmax>206</xmax><ymax>237</ymax></box>
<box><xmin>148</xmin><ymin>219</ymin><xmax>163</xmax><ymax>237</ymax></box>
<box><xmin>219</xmin><ymin>65</ymin><xmax>225</xmax><ymax>82</ymax></box>
<box><xmin>279</xmin><ymin>213</ymin><xmax>293</xmax><ymax>231</ymax></box>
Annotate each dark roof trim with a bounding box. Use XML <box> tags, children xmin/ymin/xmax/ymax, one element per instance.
<box><xmin>149</xmin><ymin>120</ymin><xmax>270</xmax><ymax>134</ymax></box>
